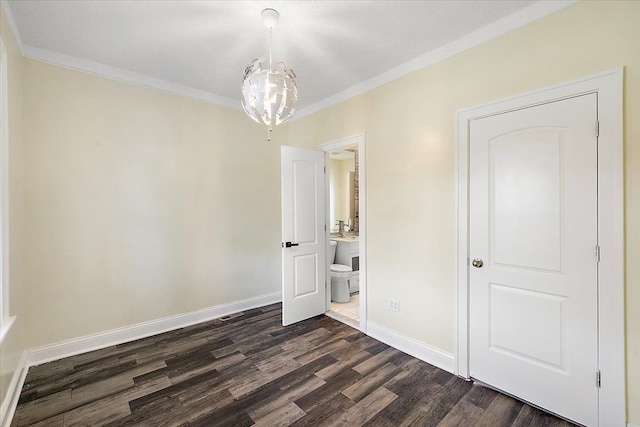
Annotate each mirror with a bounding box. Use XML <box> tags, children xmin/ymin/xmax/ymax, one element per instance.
<box><xmin>329</xmin><ymin>147</ymin><xmax>358</xmax><ymax>233</ymax></box>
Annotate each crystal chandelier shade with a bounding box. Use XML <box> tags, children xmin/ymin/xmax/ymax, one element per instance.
<box><xmin>241</xmin><ymin>9</ymin><xmax>298</xmax><ymax>139</ymax></box>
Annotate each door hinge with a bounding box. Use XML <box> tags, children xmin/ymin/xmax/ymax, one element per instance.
<box><xmin>596</xmin><ymin>370</ymin><xmax>601</xmax><ymax>388</ymax></box>
<box><xmin>324</xmin><ymin>166</ymin><xmax>326</xmax><ymax>174</ymax></box>
<box><xmin>596</xmin><ymin>120</ymin><xmax>600</xmax><ymax>138</ymax></box>
<box><xmin>466</xmin><ymin>257</ymin><xmax>470</xmax><ymax>266</ymax></box>
<box><xmin>595</xmin><ymin>245</ymin><xmax>601</xmax><ymax>263</ymax></box>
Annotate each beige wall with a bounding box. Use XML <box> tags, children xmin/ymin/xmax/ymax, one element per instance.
<box><xmin>287</xmin><ymin>1</ymin><xmax>639</xmax><ymax>422</ymax></box>
<box><xmin>22</xmin><ymin>59</ymin><xmax>284</xmax><ymax>347</ymax></box>
<box><xmin>0</xmin><ymin>5</ymin><xmax>24</xmax><ymax>411</ymax></box>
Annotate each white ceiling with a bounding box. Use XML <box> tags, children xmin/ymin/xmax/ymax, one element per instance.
<box><xmin>2</xmin><ymin>0</ymin><xmax>576</xmax><ymax>118</ymax></box>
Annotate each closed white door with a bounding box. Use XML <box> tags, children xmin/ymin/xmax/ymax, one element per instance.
<box><xmin>281</xmin><ymin>146</ymin><xmax>326</xmax><ymax>326</ymax></box>
<box><xmin>469</xmin><ymin>94</ymin><xmax>598</xmax><ymax>426</ymax></box>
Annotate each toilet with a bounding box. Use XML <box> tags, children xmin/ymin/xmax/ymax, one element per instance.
<box><xmin>330</xmin><ymin>240</ymin><xmax>353</xmax><ymax>303</ymax></box>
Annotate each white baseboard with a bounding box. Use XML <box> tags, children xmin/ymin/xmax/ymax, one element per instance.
<box><xmin>0</xmin><ymin>351</ymin><xmax>28</xmax><ymax>427</ymax></box>
<box><xmin>628</xmin><ymin>423</ymin><xmax>639</xmax><ymax>427</ymax></box>
<box><xmin>27</xmin><ymin>291</ymin><xmax>282</xmax><ymax>367</ymax></box>
<box><xmin>366</xmin><ymin>321</ymin><xmax>455</xmax><ymax>374</ymax></box>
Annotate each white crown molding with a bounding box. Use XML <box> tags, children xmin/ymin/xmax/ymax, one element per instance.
<box><xmin>26</xmin><ymin>291</ymin><xmax>281</xmax><ymax>366</ymax></box>
<box><xmin>0</xmin><ymin>0</ymin><xmax>25</xmax><ymax>55</ymax></box>
<box><xmin>0</xmin><ymin>351</ymin><xmax>28</xmax><ymax>427</ymax></box>
<box><xmin>367</xmin><ymin>321</ymin><xmax>455</xmax><ymax>374</ymax></box>
<box><xmin>4</xmin><ymin>0</ymin><xmax>578</xmax><ymax>118</ymax></box>
<box><xmin>293</xmin><ymin>0</ymin><xmax>580</xmax><ymax>120</ymax></box>
<box><xmin>22</xmin><ymin>45</ymin><xmax>240</xmax><ymax>110</ymax></box>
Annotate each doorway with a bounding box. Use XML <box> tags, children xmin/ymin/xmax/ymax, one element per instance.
<box><xmin>317</xmin><ymin>134</ymin><xmax>367</xmax><ymax>332</ymax></box>
<box><xmin>456</xmin><ymin>69</ymin><xmax>624</xmax><ymax>426</ymax></box>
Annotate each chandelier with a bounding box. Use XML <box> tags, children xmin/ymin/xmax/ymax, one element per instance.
<box><xmin>241</xmin><ymin>8</ymin><xmax>298</xmax><ymax>141</ymax></box>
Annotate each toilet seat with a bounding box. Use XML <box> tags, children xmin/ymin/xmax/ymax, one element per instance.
<box><xmin>330</xmin><ymin>264</ymin><xmax>352</xmax><ymax>273</ymax></box>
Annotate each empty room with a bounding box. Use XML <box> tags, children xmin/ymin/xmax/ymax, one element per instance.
<box><xmin>0</xmin><ymin>1</ymin><xmax>638</xmax><ymax>426</ymax></box>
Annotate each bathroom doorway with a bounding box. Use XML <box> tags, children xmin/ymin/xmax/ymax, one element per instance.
<box><xmin>317</xmin><ymin>134</ymin><xmax>366</xmax><ymax>332</ymax></box>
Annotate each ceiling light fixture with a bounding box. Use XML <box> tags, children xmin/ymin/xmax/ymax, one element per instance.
<box><xmin>241</xmin><ymin>8</ymin><xmax>298</xmax><ymax>141</ymax></box>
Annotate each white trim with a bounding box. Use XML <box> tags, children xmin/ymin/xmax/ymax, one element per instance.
<box><xmin>455</xmin><ymin>68</ymin><xmax>625</xmax><ymax>427</ymax></box>
<box><xmin>357</xmin><ymin>136</ymin><xmax>366</xmax><ymax>334</ymax></box>
<box><xmin>0</xmin><ymin>350</ymin><xmax>28</xmax><ymax>427</ymax></box>
<box><xmin>294</xmin><ymin>1</ymin><xmax>578</xmax><ymax>120</ymax></box>
<box><xmin>0</xmin><ymin>314</ymin><xmax>14</xmax><ymax>342</ymax></box>
<box><xmin>0</xmin><ymin>38</ymin><xmax>10</xmax><ymax>332</ymax></box>
<box><xmin>316</xmin><ymin>133</ymin><xmax>367</xmax><ymax>334</ymax></box>
<box><xmin>26</xmin><ymin>291</ymin><xmax>281</xmax><ymax>366</ymax></box>
<box><xmin>0</xmin><ymin>1</ymin><xmax>24</xmax><ymax>55</ymax></box>
<box><xmin>21</xmin><ymin>45</ymin><xmax>240</xmax><ymax>110</ymax></box>
<box><xmin>627</xmin><ymin>423</ymin><xmax>640</xmax><ymax>427</ymax></box>
<box><xmin>367</xmin><ymin>321</ymin><xmax>455</xmax><ymax>374</ymax></box>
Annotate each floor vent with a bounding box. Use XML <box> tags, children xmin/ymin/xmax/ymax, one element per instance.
<box><xmin>220</xmin><ymin>312</ymin><xmax>245</xmax><ymax>322</ymax></box>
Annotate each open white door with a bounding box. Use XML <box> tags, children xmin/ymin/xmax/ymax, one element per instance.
<box><xmin>281</xmin><ymin>146</ymin><xmax>326</xmax><ymax>326</ymax></box>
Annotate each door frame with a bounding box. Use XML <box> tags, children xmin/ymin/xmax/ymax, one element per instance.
<box><xmin>316</xmin><ymin>133</ymin><xmax>367</xmax><ymax>333</ymax></box>
<box><xmin>456</xmin><ymin>68</ymin><xmax>624</xmax><ymax>426</ymax></box>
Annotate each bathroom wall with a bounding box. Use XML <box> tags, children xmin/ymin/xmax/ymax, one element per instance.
<box><xmin>329</xmin><ymin>158</ymin><xmax>345</xmax><ymax>231</ymax></box>
<box><xmin>21</xmin><ymin>59</ymin><xmax>284</xmax><ymax>348</ymax></box>
<box><xmin>0</xmin><ymin>4</ymin><xmax>25</xmax><ymax>412</ymax></box>
<box><xmin>286</xmin><ymin>1</ymin><xmax>640</xmax><ymax>422</ymax></box>
<box><xmin>329</xmin><ymin>156</ymin><xmax>355</xmax><ymax>231</ymax></box>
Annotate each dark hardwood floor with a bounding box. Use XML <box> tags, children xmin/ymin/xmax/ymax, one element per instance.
<box><xmin>11</xmin><ymin>303</ymin><xmax>576</xmax><ymax>426</ymax></box>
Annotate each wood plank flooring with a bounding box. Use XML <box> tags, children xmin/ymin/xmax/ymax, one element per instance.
<box><xmin>11</xmin><ymin>304</ymin><xmax>577</xmax><ymax>426</ymax></box>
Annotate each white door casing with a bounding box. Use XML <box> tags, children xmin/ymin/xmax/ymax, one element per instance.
<box><xmin>469</xmin><ymin>94</ymin><xmax>598</xmax><ymax>426</ymax></box>
<box><xmin>456</xmin><ymin>69</ymin><xmax>625</xmax><ymax>427</ymax></box>
<box><xmin>281</xmin><ymin>146</ymin><xmax>326</xmax><ymax>326</ymax></box>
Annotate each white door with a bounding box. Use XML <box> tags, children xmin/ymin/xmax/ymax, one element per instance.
<box><xmin>281</xmin><ymin>146</ymin><xmax>326</xmax><ymax>326</ymax></box>
<box><xmin>469</xmin><ymin>94</ymin><xmax>598</xmax><ymax>426</ymax></box>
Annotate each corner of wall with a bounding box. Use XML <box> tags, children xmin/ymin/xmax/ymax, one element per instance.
<box><xmin>0</xmin><ymin>1</ymin><xmax>26</xmax><ymax>418</ymax></box>
<box><xmin>0</xmin><ymin>351</ymin><xmax>27</xmax><ymax>427</ymax></box>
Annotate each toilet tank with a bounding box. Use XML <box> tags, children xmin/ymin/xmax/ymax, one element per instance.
<box><xmin>330</xmin><ymin>240</ymin><xmax>337</xmax><ymax>263</ymax></box>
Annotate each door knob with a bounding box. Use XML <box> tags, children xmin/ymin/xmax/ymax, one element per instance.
<box><xmin>282</xmin><ymin>242</ymin><xmax>299</xmax><ymax>248</ymax></box>
<box><xmin>472</xmin><ymin>258</ymin><xmax>484</xmax><ymax>268</ymax></box>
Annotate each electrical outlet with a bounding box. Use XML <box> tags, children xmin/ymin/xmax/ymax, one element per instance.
<box><xmin>389</xmin><ymin>298</ymin><xmax>400</xmax><ymax>312</ymax></box>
